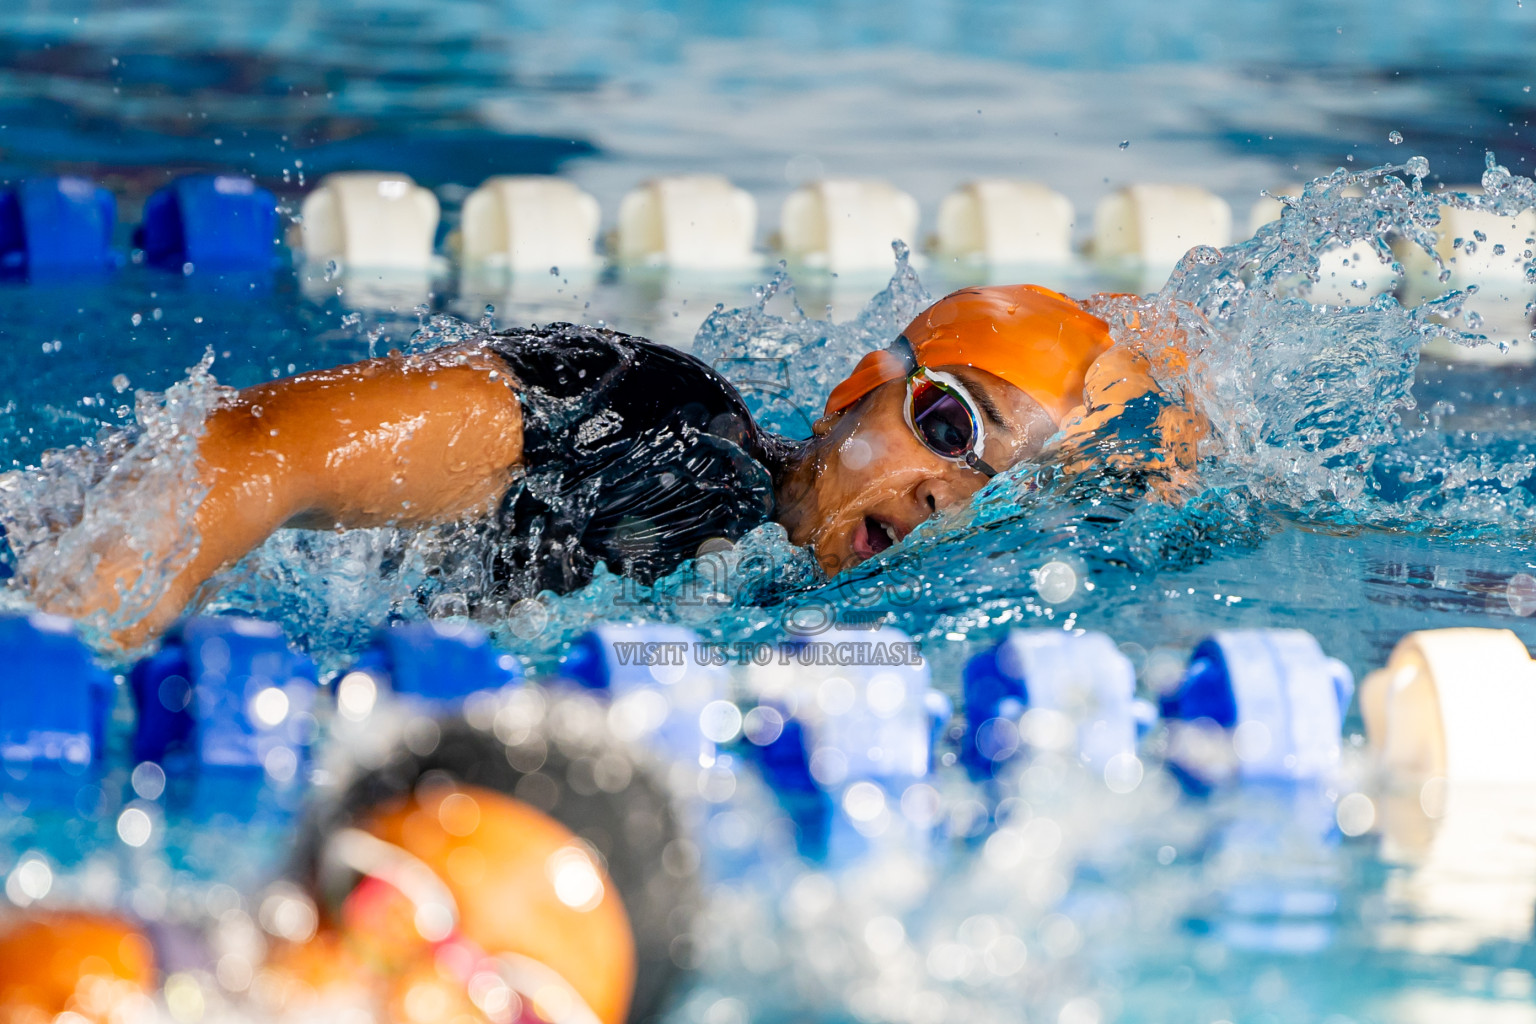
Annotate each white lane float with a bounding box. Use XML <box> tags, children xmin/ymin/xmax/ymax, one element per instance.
<box><xmin>299</xmin><ymin>171</ymin><xmax>440</xmax><ymax>271</ymax></box>
<box><xmin>779</xmin><ymin>177</ymin><xmax>921</xmax><ymax>273</ymax></box>
<box><xmin>562</xmin><ymin>622</ymin><xmax>731</xmax><ymax>765</ymax></box>
<box><xmin>615</xmin><ymin>174</ymin><xmax>759</xmax><ymax>270</ymax></box>
<box><xmin>741</xmin><ymin>625</ymin><xmax>944</xmax><ymax>785</ymax></box>
<box><xmin>1362</xmin><ymin>628</ymin><xmax>1536</xmax><ymax>957</ymax></box>
<box><xmin>1396</xmin><ymin>191</ymin><xmax>1536</xmax><ymax>365</ymax></box>
<box><xmin>933</xmin><ymin>179</ymin><xmax>1075</xmax><ymax>267</ymax></box>
<box><xmin>739</xmin><ymin>625</ymin><xmax>950</xmax><ymax>863</ymax></box>
<box><xmin>297</xmin><ymin>172</ymin><xmax>443</xmax><ymax>308</ymax></box>
<box><xmin>1092</xmin><ymin>183</ymin><xmax>1232</xmax><ymax>276</ymax></box>
<box><xmin>1360</xmin><ymin>627</ymin><xmax>1536</xmax><ymax>785</ymax></box>
<box><xmin>458</xmin><ymin>175</ymin><xmax>602</xmax><ymax>274</ymax></box>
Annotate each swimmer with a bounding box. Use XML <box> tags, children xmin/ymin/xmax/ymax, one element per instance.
<box><xmin>11</xmin><ymin>284</ymin><xmax>1200</xmax><ymax>646</ymax></box>
<box><xmin>0</xmin><ymin>702</ymin><xmax>692</xmax><ymax>1024</ymax></box>
<box><xmin>0</xmin><ymin>786</ymin><xmax>637</xmax><ymax>1024</ymax></box>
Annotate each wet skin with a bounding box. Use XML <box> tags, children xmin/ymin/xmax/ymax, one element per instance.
<box><xmin>773</xmin><ymin>365</ymin><xmax>1059</xmax><ymax>575</ymax></box>
<box><xmin>41</xmin><ymin>345</ymin><xmax>1053</xmax><ymax>648</ymax></box>
<box><xmin>42</xmin><ymin>344</ymin><xmax>525</xmax><ymax>648</ymax></box>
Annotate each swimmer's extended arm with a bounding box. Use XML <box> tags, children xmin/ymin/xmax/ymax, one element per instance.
<box><xmin>78</xmin><ymin>345</ymin><xmax>524</xmax><ymax>647</ymax></box>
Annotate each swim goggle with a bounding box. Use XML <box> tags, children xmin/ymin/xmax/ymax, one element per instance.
<box><xmin>904</xmin><ymin>367</ymin><xmax>998</xmax><ymax>477</ymax></box>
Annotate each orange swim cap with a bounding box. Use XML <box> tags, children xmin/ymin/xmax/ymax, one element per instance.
<box><xmin>823</xmin><ymin>284</ymin><xmax>1116</xmax><ymax>424</ymax></box>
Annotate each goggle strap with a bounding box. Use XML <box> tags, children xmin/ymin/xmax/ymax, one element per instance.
<box><xmin>964</xmin><ymin>451</ymin><xmax>998</xmax><ymax>478</ymax></box>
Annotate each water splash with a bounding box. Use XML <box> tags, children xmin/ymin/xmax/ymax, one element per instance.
<box><xmin>0</xmin><ymin>350</ymin><xmax>226</xmax><ymax>649</ymax></box>
<box><xmin>693</xmin><ymin>245</ymin><xmax>933</xmax><ymax>438</ymax></box>
<box><xmin>1140</xmin><ymin>155</ymin><xmax>1536</xmax><ymax>534</ymax></box>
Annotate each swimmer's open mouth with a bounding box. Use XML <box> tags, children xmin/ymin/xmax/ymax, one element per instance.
<box><xmin>854</xmin><ymin>513</ymin><xmax>903</xmax><ymax>559</ymax></box>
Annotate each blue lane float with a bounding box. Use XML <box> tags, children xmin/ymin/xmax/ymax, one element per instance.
<box><xmin>0</xmin><ymin>613</ymin><xmax>113</xmax><ymax>767</ymax></box>
<box><xmin>135</xmin><ymin>174</ymin><xmax>278</xmax><ymax>271</ymax></box>
<box><xmin>961</xmin><ymin>629</ymin><xmax>1142</xmax><ymax>778</ymax></box>
<box><xmin>0</xmin><ymin>602</ymin><xmax>1358</xmax><ymax>834</ymax></box>
<box><xmin>563</xmin><ymin>622</ymin><xmax>730</xmax><ymax>764</ymax></box>
<box><xmin>1198</xmin><ymin>783</ymin><xmax>1347</xmax><ymax>955</ymax></box>
<box><xmin>741</xmin><ymin>626</ymin><xmax>948</xmax><ymax>864</ymax></box>
<box><xmin>131</xmin><ymin>616</ymin><xmax>318</xmax><ymax>775</ymax></box>
<box><xmin>1160</xmin><ymin>629</ymin><xmax>1355</xmax><ymax>786</ymax></box>
<box><xmin>344</xmin><ymin>619</ymin><xmax>522</xmax><ymax>712</ymax></box>
<box><xmin>0</xmin><ymin>177</ymin><xmax>116</xmax><ymax>274</ymax></box>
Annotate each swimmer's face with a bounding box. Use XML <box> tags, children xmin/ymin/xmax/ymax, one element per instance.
<box><xmin>778</xmin><ymin>366</ymin><xmax>1058</xmax><ymax>574</ymax></box>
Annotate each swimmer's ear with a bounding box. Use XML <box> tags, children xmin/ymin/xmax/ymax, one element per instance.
<box><xmin>811</xmin><ymin>411</ymin><xmax>842</xmax><ymax>437</ymax></box>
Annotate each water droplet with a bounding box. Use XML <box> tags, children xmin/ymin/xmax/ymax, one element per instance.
<box><xmin>117</xmin><ymin>807</ymin><xmax>153</xmax><ymax>847</ymax></box>
<box><xmin>1405</xmin><ymin>155</ymin><xmax>1430</xmax><ymax>179</ymax></box>
<box><xmin>1388</xmin><ymin>130</ymin><xmax>1403</xmax><ymax>145</ymax></box>
<box><xmin>1118</xmin><ymin>140</ymin><xmax>1130</xmax><ymax>150</ymax></box>
<box><xmin>549</xmin><ymin>265</ymin><xmax>560</xmax><ymax>276</ymax></box>
<box><xmin>111</xmin><ymin>374</ymin><xmax>130</xmax><ymax>393</ymax></box>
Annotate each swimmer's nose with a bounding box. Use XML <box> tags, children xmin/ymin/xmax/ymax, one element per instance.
<box><xmin>914</xmin><ymin>474</ymin><xmax>966</xmax><ymax>517</ymax></box>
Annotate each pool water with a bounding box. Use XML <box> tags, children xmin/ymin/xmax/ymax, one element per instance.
<box><xmin>5</xmin><ymin>3</ymin><xmax>1536</xmax><ymax>1023</ymax></box>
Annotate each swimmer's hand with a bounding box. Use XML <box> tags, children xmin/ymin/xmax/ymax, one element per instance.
<box><xmin>1052</xmin><ymin>344</ymin><xmax>1208</xmax><ymax>501</ymax></box>
<box><xmin>45</xmin><ymin>344</ymin><xmax>525</xmax><ymax>651</ymax></box>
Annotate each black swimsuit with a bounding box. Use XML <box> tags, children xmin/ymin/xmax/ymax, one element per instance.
<box><xmin>483</xmin><ymin>324</ymin><xmax>794</xmax><ymax>598</ymax></box>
